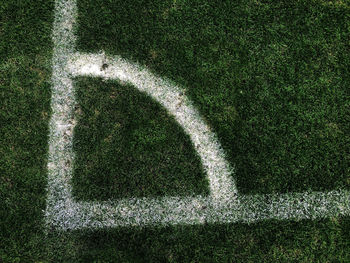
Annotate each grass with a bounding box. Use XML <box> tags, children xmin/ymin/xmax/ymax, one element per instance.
<box><xmin>72</xmin><ymin>77</ymin><xmax>209</xmax><ymax>200</ymax></box>
<box><xmin>77</xmin><ymin>0</ymin><xmax>350</xmax><ymax>194</ymax></box>
<box><xmin>1</xmin><ymin>0</ymin><xmax>350</xmax><ymax>262</ymax></box>
<box><xmin>0</xmin><ymin>0</ymin><xmax>54</xmax><ymax>261</ymax></box>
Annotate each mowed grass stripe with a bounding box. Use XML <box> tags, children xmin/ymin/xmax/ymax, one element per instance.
<box><xmin>77</xmin><ymin>0</ymin><xmax>350</xmax><ymax>194</ymax></box>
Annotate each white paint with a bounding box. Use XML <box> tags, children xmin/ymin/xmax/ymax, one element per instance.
<box><xmin>67</xmin><ymin>52</ymin><xmax>238</xmax><ymax>203</ymax></box>
<box><xmin>46</xmin><ymin>0</ymin><xmax>350</xmax><ymax>230</ymax></box>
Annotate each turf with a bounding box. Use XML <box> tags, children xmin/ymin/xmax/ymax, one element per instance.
<box><xmin>1</xmin><ymin>0</ymin><xmax>350</xmax><ymax>262</ymax></box>
<box><xmin>72</xmin><ymin>77</ymin><xmax>209</xmax><ymax>200</ymax></box>
<box><xmin>61</xmin><ymin>219</ymin><xmax>350</xmax><ymax>262</ymax></box>
<box><xmin>77</xmin><ymin>0</ymin><xmax>350</xmax><ymax>194</ymax></box>
<box><xmin>0</xmin><ymin>0</ymin><xmax>54</xmax><ymax>261</ymax></box>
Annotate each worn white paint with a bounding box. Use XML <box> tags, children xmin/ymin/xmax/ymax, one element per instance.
<box><xmin>45</xmin><ymin>0</ymin><xmax>350</xmax><ymax>230</ymax></box>
<box><xmin>67</xmin><ymin>52</ymin><xmax>238</xmax><ymax>203</ymax></box>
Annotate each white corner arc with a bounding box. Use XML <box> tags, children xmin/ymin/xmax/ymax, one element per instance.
<box><xmin>45</xmin><ymin>0</ymin><xmax>350</xmax><ymax>230</ymax></box>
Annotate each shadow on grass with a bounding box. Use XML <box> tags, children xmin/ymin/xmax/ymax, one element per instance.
<box><xmin>46</xmin><ymin>217</ymin><xmax>350</xmax><ymax>262</ymax></box>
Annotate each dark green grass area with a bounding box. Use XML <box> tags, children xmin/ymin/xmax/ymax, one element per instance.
<box><xmin>48</xmin><ymin>218</ymin><xmax>350</xmax><ymax>262</ymax></box>
<box><xmin>0</xmin><ymin>0</ymin><xmax>54</xmax><ymax>261</ymax></box>
<box><xmin>72</xmin><ymin>77</ymin><xmax>209</xmax><ymax>200</ymax></box>
<box><xmin>0</xmin><ymin>55</ymin><xmax>51</xmax><ymax>262</ymax></box>
<box><xmin>1</xmin><ymin>0</ymin><xmax>350</xmax><ymax>262</ymax></box>
<box><xmin>77</xmin><ymin>0</ymin><xmax>350</xmax><ymax>194</ymax></box>
<box><xmin>0</xmin><ymin>0</ymin><xmax>53</xmax><ymax>61</ymax></box>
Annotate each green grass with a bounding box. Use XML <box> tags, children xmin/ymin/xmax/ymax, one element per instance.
<box><xmin>0</xmin><ymin>0</ymin><xmax>54</xmax><ymax>261</ymax></box>
<box><xmin>77</xmin><ymin>0</ymin><xmax>350</xmax><ymax>194</ymax></box>
<box><xmin>72</xmin><ymin>77</ymin><xmax>209</xmax><ymax>200</ymax></box>
<box><xmin>1</xmin><ymin>0</ymin><xmax>350</xmax><ymax>262</ymax></box>
<box><xmin>58</xmin><ymin>219</ymin><xmax>350</xmax><ymax>262</ymax></box>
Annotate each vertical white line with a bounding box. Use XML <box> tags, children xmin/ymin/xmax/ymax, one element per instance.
<box><xmin>45</xmin><ymin>0</ymin><xmax>78</xmax><ymax>226</ymax></box>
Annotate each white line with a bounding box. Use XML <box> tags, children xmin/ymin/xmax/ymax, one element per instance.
<box><xmin>48</xmin><ymin>191</ymin><xmax>350</xmax><ymax>230</ymax></box>
<box><xmin>46</xmin><ymin>0</ymin><xmax>77</xmax><ymax>227</ymax></box>
<box><xmin>46</xmin><ymin>0</ymin><xmax>350</xmax><ymax>230</ymax></box>
<box><xmin>46</xmin><ymin>0</ymin><xmax>237</xmax><ymax>229</ymax></box>
<box><xmin>67</xmin><ymin>52</ymin><xmax>238</xmax><ymax>203</ymax></box>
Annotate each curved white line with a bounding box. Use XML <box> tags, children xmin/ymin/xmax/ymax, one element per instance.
<box><xmin>68</xmin><ymin>52</ymin><xmax>238</xmax><ymax>204</ymax></box>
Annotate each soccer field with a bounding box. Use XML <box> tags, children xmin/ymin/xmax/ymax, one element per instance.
<box><xmin>1</xmin><ymin>0</ymin><xmax>350</xmax><ymax>261</ymax></box>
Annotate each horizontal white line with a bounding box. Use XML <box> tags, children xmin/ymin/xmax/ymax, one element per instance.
<box><xmin>46</xmin><ymin>190</ymin><xmax>350</xmax><ymax>230</ymax></box>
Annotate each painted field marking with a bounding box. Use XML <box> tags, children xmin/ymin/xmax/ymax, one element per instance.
<box><xmin>45</xmin><ymin>0</ymin><xmax>350</xmax><ymax>230</ymax></box>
